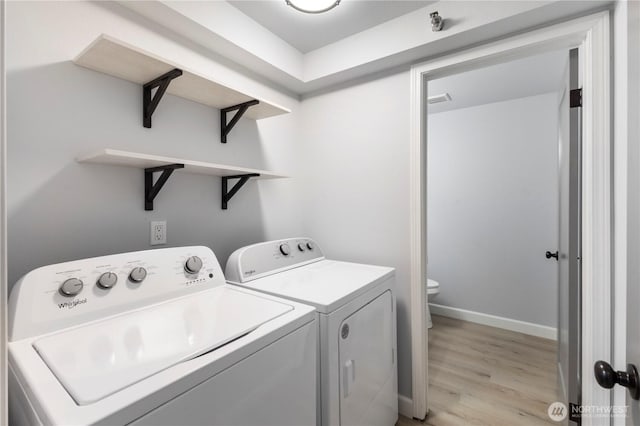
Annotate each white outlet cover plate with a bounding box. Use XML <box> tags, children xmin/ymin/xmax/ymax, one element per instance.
<box><xmin>150</xmin><ymin>221</ymin><xmax>167</xmax><ymax>245</ymax></box>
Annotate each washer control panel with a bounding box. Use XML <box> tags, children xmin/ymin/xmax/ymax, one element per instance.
<box><xmin>225</xmin><ymin>237</ymin><xmax>324</xmax><ymax>283</ymax></box>
<box><xmin>8</xmin><ymin>246</ymin><xmax>224</xmax><ymax>341</ymax></box>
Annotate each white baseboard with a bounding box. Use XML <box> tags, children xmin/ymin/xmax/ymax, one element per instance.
<box><xmin>398</xmin><ymin>394</ymin><xmax>413</xmax><ymax>418</ymax></box>
<box><xmin>429</xmin><ymin>303</ymin><xmax>557</xmax><ymax>340</ymax></box>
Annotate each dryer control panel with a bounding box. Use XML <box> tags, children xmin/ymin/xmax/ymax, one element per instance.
<box><xmin>225</xmin><ymin>237</ymin><xmax>324</xmax><ymax>283</ymax></box>
<box><xmin>8</xmin><ymin>246</ymin><xmax>224</xmax><ymax>341</ymax></box>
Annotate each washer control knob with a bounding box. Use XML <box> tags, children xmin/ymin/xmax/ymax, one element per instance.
<box><xmin>184</xmin><ymin>256</ymin><xmax>203</xmax><ymax>275</ymax></box>
<box><xmin>306</xmin><ymin>241</ymin><xmax>315</xmax><ymax>251</ymax></box>
<box><xmin>279</xmin><ymin>244</ymin><xmax>291</xmax><ymax>256</ymax></box>
<box><xmin>97</xmin><ymin>272</ymin><xmax>118</xmax><ymax>289</ymax></box>
<box><xmin>298</xmin><ymin>243</ymin><xmax>306</xmax><ymax>252</ymax></box>
<box><xmin>59</xmin><ymin>278</ymin><xmax>83</xmax><ymax>297</ymax></box>
<box><xmin>129</xmin><ymin>267</ymin><xmax>147</xmax><ymax>283</ymax></box>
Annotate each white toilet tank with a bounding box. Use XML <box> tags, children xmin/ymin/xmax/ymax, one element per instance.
<box><xmin>427</xmin><ymin>279</ymin><xmax>440</xmax><ymax>295</ymax></box>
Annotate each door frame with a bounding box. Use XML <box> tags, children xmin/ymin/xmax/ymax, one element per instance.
<box><xmin>409</xmin><ymin>11</ymin><xmax>610</xmax><ymax>423</ymax></box>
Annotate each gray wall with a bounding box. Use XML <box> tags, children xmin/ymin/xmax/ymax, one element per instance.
<box><xmin>6</xmin><ymin>1</ymin><xmax>303</xmax><ymax>286</ymax></box>
<box><xmin>299</xmin><ymin>70</ymin><xmax>413</xmax><ymax>398</ymax></box>
<box><xmin>427</xmin><ymin>93</ymin><xmax>559</xmax><ymax>327</ymax></box>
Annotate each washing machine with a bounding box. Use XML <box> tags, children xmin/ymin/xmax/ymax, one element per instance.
<box><xmin>8</xmin><ymin>246</ymin><xmax>317</xmax><ymax>425</ymax></box>
<box><xmin>225</xmin><ymin>238</ymin><xmax>398</xmax><ymax>426</ymax></box>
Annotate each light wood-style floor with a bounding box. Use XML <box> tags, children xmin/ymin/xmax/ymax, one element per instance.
<box><xmin>397</xmin><ymin>315</ymin><xmax>558</xmax><ymax>426</ymax></box>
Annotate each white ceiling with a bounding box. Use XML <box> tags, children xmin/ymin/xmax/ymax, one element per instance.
<box><xmin>120</xmin><ymin>1</ymin><xmax>607</xmax><ymax>95</ymax></box>
<box><xmin>227</xmin><ymin>0</ymin><xmax>433</xmax><ymax>53</ymax></box>
<box><xmin>428</xmin><ymin>49</ymin><xmax>568</xmax><ymax>114</ymax></box>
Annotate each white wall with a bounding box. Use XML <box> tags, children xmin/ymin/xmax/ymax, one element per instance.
<box><xmin>5</xmin><ymin>0</ymin><xmax>302</xmax><ymax>287</ymax></box>
<box><xmin>1</xmin><ymin>0</ymin><xmax>7</xmax><ymax>423</ymax></box>
<box><xmin>426</xmin><ymin>93</ymin><xmax>559</xmax><ymax>327</ymax></box>
<box><xmin>299</xmin><ymin>69</ymin><xmax>413</xmax><ymax>398</ymax></box>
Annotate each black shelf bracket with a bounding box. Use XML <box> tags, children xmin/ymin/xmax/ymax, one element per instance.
<box><xmin>144</xmin><ymin>163</ymin><xmax>184</xmax><ymax>211</ymax></box>
<box><xmin>143</xmin><ymin>68</ymin><xmax>183</xmax><ymax>128</ymax></box>
<box><xmin>221</xmin><ymin>173</ymin><xmax>260</xmax><ymax>209</ymax></box>
<box><xmin>220</xmin><ymin>100</ymin><xmax>259</xmax><ymax>143</ymax></box>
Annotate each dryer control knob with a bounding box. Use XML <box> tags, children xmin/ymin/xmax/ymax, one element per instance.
<box><xmin>97</xmin><ymin>272</ymin><xmax>118</xmax><ymax>289</ymax></box>
<box><xmin>279</xmin><ymin>244</ymin><xmax>291</xmax><ymax>256</ymax></box>
<box><xmin>129</xmin><ymin>267</ymin><xmax>147</xmax><ymax>283</ymax></box>
<box><xmin>298</xmin><ymin>243</ymin><xmax>306</xmax><ymax>252</ymax></box>
<box><xmin>59</xmin><ymin>278</ymin><xmax>84</xmax><ymax>297</ymax></box>
<box><xmin>306</xmin><ymin>242</ymin><xmax>315</xmax><ymax>251</ymax></box>
<box><xmin>184</xmin><ymin>256</ymin><xmax>203</xmax><ymax>274</ymax></box>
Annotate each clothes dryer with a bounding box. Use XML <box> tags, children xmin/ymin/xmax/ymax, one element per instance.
<box><xmin>226</xmin><ymin>238</ymin><xmax>397</xmax><ymax>426</ymax></box>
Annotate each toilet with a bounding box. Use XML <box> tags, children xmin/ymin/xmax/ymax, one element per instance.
<box><xmin>426</xmin><ymin>278</ymin><xmax>440</xmax><ymax>328</ymax></box>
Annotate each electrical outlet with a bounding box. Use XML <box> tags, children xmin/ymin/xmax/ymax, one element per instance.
<box><xmin>150</xmin><ymin>221</ymin><xmax>167</xmax><ymax>245</ymax></box>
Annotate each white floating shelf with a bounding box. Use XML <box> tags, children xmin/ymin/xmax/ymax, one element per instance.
<box><xmin>78</xmin><ymin>149</ymin><xmax>288</xmax><ymax>210</ymax></box>
<box><xmin>77</xmin><ymin>149</ymin><xmax>287</xmax><ymax>179</ymax></box>
<box><xmin>74</xmin><ymin>34</ymin><xmax>290</xmax><ymax>121</ymax></box>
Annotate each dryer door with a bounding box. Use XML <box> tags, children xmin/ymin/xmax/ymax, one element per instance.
<box><xmin>338</xmin><ymin>290</ymin><xmax>396</xmax><ymax>426</ymax></box>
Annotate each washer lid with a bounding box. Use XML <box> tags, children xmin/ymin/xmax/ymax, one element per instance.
<box><xmin>33</xmin><ymin>286</ymin><xmax>292</xmax><ymax>405</ymax></box>
<box><xmin>231</xmin><ymin>260</ymin><xmax>394</xmax><ymax>314</ymax></box>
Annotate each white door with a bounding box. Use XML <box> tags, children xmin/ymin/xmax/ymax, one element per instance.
<box><xmin>597</xmin><ymin>73</ymin><xmax>640</xmax><ymax>423</ymax></box>
<box><xmin>591</xmin><ymin>4</ymin><xmax>640</xmax><ymax>424</ymax></box>
<box><xmin>621</xmin><ymin>4</ymin><xmax>640</xmax><ymax>423</ymax></box>
<box><xmin>557</xmin><ymin>48</ymin><xmax>570</xmax><ymax>407</ymax></box>
<box><xmin>339</xmin><ymin>290</ymin><xmax>396</xmax><ymax>426</ymax></box>
<box><xmin>624</xmin><ymin>6</ymin><xmax>640</xmax><ymax>425</ymax></box>
<box><xmin>556</xmin><ymin>48</ymin><xmax>582</xmax><ymax>423</ymax></box>
<box><xmin>625</xmin><ymin>246</ymin><xmax>640</xmax><ymax>423</ymax></box>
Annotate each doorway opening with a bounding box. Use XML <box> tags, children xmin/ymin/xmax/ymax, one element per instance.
<box><xmin>423</xmin><ymin>48</ymin><xmax>574</xmax><ymax>424</ymax></box>
<box><xmin>408</xmin><ymin>11</ymin><xmax>611</xmax><ymax>424</ymax></box>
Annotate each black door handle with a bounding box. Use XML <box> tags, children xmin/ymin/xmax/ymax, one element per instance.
<box><xmin>594</xmin><ymin>361</ymin><xmax>640</xmax><ymax>400</ymax></box>
<box><xmin>545</xmin><ymin>250</ymin><xmax>559</xmax><ymax>260</ymax></box>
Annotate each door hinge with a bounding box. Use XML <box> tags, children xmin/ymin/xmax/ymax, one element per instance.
<box><xmin>570</xmin><ymin>89</ymin><xmax>582</xmax><ymax>108</ymax></box>
<box><xmin>569</xmin><ymin>402</ymin><xmax>581</xmax><ymax>424</ymax></box>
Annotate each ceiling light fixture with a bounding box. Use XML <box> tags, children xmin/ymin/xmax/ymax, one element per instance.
<box><xmin>286</xmin><ymin>0</ymin><xmax>340</xmax><ymax>14</ymax></box>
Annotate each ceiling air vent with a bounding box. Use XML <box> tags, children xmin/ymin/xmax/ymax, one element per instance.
<box><xmin>427</xmin><ymin>93</ymin><xmax>451</xmax><ymax>104</ymax></box>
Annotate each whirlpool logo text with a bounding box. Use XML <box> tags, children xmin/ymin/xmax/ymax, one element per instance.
<box><xmin>58</xmin><ymin>298</ymin><xmax>87</xmax><ymax>310</ymax></box>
